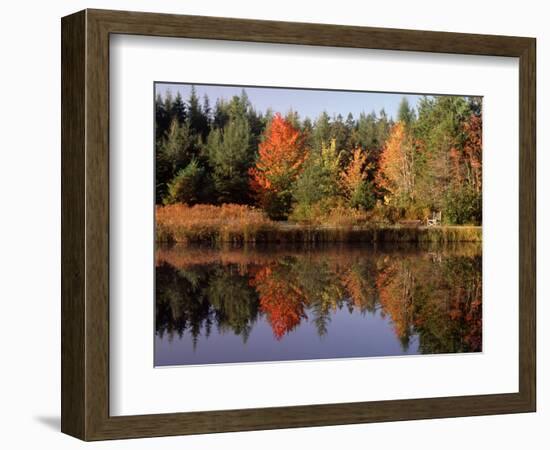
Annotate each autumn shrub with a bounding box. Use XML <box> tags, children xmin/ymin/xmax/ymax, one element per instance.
<box><xmin>368</xmin><ymin>202</ymin><xmax>393</xmax><ymax>225</ymax></box>
<box><xmin>289</xmin><ymin>196</ymin><xmax>342</xmax><ymax>225</ymax></box>
<box><xmin>289</xmin><ymin>199</ymin><xmax>371</xmax><ymax>228</ymax></box>
<box><xmin>156</xmin><ymin>203</ymin><xmax>275</xmax><ymax>243</ymax></box>
<box><xmin>322</xmin><ymin>206</ymin><xmax>370</xmax><ymax>228</ymax></box>
<box><xmin>379</xmin><ymin>204</ymin><xmax>402</xmax><ymax>224</ymax></box>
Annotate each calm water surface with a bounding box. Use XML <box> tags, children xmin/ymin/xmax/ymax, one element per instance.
<box><xmin>155</xmin><ymin>243</ymin><xmax>481</xmax><ymax>366</ymax></box>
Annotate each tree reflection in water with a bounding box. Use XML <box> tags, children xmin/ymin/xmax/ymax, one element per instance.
<box><xmin>155</xmin><ymin>243</ymin><xmax>481</xmax><ymax>357</ymax></box>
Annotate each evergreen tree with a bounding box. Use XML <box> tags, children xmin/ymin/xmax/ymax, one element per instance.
<box><xmin>302</xmin><ymin>117</ymin><xmax>314</xmax><ymax>148</ymax></box>
<box><xmin>330</xmin><ymin>114</ymin><xmax>350</xmax><ymax>161</ymax></box>
<box><xmin>397</xmin><ymin>97</ymin><xmax>416</xmax><ymax>127</ymax></box>
<box><xmin>312</xmin><ymin>111</ymin><xmax>331</xmax><ymax>153</ymax></box>
<box><xmin>354</xmin><ymin>111</ymin><xmax>378</xmax><ymax>150</ymax></box>
<box><xmin>163</xmin><ymin>89</ymin><xmax>174</xmax><ymax>118</ymax></box>
<box><xmin>285</xmin><ymin>109</ymin><xmax>301</xmax><ymax>129</ymax></box>
<box><xmin>345</xmin><ymin>112</ymin><xmax>355</xmax><ymax>131</ymax></box>
<box><xmin>292</xmin><ymin>139</ymin><xmax>341</xmax><ymax>220</ymax></box>
<box><xmin>172</xmin><ymin>91</ymin><xmax>186</xmax><ymax>125</ymax></box>
<box><xmin>292</xmin><ymin>160</ymin><xmax>326</xmax><ymax>212</ymax></box>
<box><xmin>203</xmin><ymin>94</ymin><xmax>212</xmax><ymax>125</ymax></box>
<box><xmin>163</xmin><ymin>159</ymin><xmax>203</xmax><ymax>205</ymax></box>
<box><xmin>376</xmin><ymin>109</ymin><xmax>392</xmax><ymax>145</ymax></box>
<box><xmin>155</xmin><ymin>93</ymin><xmax>170</xmax><ymax>140</ymax></box>
<box><xmin>213</xmin><ymin>98</ymin><xmax>230</xmax><ymax>130</ymax></box>
<box><xmin>187</xmin><ymin>85</ymin><xmax>210</xmax><ymax>140</ymax></box>
<box><xmin>156</xmin><ymin>119</ymin><xmax>193</xmax><ymax>203</ymax></box>
<box><xmin>206</xmin><ymin>116</ymin><xmax>253</xmax><ymax>203</ymax></box>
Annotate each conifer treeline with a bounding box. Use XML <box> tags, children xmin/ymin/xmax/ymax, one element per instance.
<box><xmin>155</xmin><ymin>86</ymin><xmax>482</xmax><ymax>225</ymax></box>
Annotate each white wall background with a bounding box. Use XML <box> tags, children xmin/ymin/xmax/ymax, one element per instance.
<box><xmin>0</xmin><ymin>1</ymin><xmax>546</xmax><ymax>448</ymax></box>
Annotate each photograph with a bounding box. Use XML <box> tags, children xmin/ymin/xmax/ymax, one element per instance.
<box><xmin>153</xmin><ymin>83</ymin><xmax>483</xmax><ymax>366</ymax></box>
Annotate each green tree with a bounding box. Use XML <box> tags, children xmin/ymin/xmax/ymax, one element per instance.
<box><xmin>353</xmin><ymin>112</ymin><xmax>375</xmax><ymax>149</ymax></box>
<box><xmin>375</xmin><ymin>109</ymin><xmax>392</xmax><ymax>151</ymax></box>
<box><xmin>444</xmin><ymin>184</ymin><xmax>482</xmax><ymax>225</ymax></box>
<box><xmin>330</xmin><ymin>114</ymin><xmax>351</xmax><ymax>164</ymax></box>
<box><xmin>172</xmin><ymin>91</ymin><xmax>186</xmax><ymax>125</ymax></box>
<box><xmin>312</xmin><ymin>111</ymin><xmax>331</xmax><ymax>153</ymax></box>
<box><xmin>156</xmin><ymin>119</ymin><xmax>194</xmax><ymax>203</ymax></box>
<box><xmin>213</xmin><ymin>98</ymin><xmax>230</xmax><ymax>129</ymax></box>
<box><xmin>163</xmin><ymin>159</ymin><xmax>204</xmax><ymax>205</ymax></box>
<box><xmin>202</xmin><ymin>94</ymin><xmax>211</xmax><ymax>125</ymax></box>
<box><xmin>413</xmin><ymin>95</ymin><xmax>475</xmax><ymax>219</ymax></box>
<box><xmin>292</xmin><ymin>139</ymin><xmax>341</xmax><ymax>220</ymax></box>
<box><xmin>397</xmin><ymin>97</ymin><xmax>416</xmax><ymax>127</ymax></box>
<box><xmin>187</xmin><ymin>85</ymin><xmax>210</xmax><ymax>141</ymax></box>
<box><xmin>155</xmin><ymin>93</ymin><xmax>169</xmax><ymax>140</ymax></box>
<box><xmin>206</xmin><ymin>115</ymin><xmax>253</xmax><ymax>203</ymax></box>
<box><xmin>285</xmin><ymin>109</ymin><xmax>301</xmax><ymax>129</ymax></box>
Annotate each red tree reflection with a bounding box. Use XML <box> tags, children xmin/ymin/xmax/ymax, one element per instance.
<box><xmin>250</xmin><ymin>265</ymin><xmax>307</xmax><ymax>339</ymax></box>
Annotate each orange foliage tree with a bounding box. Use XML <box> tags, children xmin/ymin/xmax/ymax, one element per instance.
<box><xmin>340</xmin><ymin>147</ymin><xmax>375</xmax><ymax>209</ymax></box>
<box><xmin>340</xmin><ymin>148</ymin><xmax>367</xmax><ymax>195</ymax></box>
<box><xmin>376</xmin><ymin>122</ymin><xmax>416</xmax><ymax>208</ymax></box>
<box><xmin>249</xmin><ymin>114</ymin><xmax>308</xmax><ymax>219</ymax></box>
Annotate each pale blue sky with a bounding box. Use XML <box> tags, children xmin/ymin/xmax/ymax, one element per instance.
<box><xmin>155</xmin><ymin>82</ymin><xmax>427</xmax><ymax>121</ymax></box>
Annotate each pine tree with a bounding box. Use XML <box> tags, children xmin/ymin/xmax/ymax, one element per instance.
<box><xmin>163</xmin><ymin>159</ymin><xmax>203</xmax><ymax>205</ymax></box>
<box><xmin>292</xmin><ymin>139</ymin><xmax>341</xmax><ymax>217</ymax></box>
<box><xmin>354</xmin><ymin>111</ymin><xmax>377</xmax><ymax>150</ymax></box>
<box><xmin>163</xmin><ymin>89</ymin><xmax>174</xmax><ymax>117</ymax></box>
<box><xmin>172</xmin><ymin>92</ymin><xmax>186</xmax><ymax>125</ymax></box>
<box><xmin>206</xmin><ymin>116</ymin><xmax>253</xmax><ymax>203</ymax></box>
<box><xmin>156</xmin><ymin>119</ymin><xmax>193</xmax><ymax>203</ymax></box>
<box><xmin>331</xmin><ymin>114</ymin><xmax>348</xmax><ymax>150</ymax></box>
<box><xmin>155</xmin><ymin>92</ymin><xmax>170</xmax><ymax>140</ymax></box>
<box><xmin>203</xmin><ymin>94</ymin><xmax>211</xmax><ymax>125</ymax></box>
<box><xmin>285</xmin><ymin>109</ymin><xmax>301</xmax><ymax>129</ymax></box>
<box><xmin>312</xmin><ymin>111</ymin><xmax>331</xmax><ymax>153</ymax></box>
<box><xmin>187</xmin><ymin>85</ymin><xmax>209</xmax><ymax>140</ymax></box>
<box><xmin>397</xmin><ymin>97</ymin><xmax>416</xmax><ymax>127</ymax></box>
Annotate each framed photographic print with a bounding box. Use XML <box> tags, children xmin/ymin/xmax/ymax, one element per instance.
<box><xmin>61</xmin><ymin>9</ymin><xmax>536</xmax><ymax>440</ymax></box>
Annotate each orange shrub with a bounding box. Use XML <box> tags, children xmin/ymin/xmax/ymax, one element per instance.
<box><xmin>155</xmin><ymin>203</ymin><xmax>275</xmax><ymax>243</ymax></box>
<box><xmin>321</xmin><ymin>206</ymin><xmax>370</xmax><ymax>228</ymax></box>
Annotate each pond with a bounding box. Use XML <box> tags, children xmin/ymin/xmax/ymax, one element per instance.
<box><xmin>155</xmin><ymin>243</ymin><xmax>482</xmax><ymax>366</ymax></box>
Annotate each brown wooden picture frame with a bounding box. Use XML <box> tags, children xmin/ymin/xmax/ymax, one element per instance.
<box><xmin>61</xmin><ymin>8</ymin><xmax>536</xmax><ymax>441</ymax></box>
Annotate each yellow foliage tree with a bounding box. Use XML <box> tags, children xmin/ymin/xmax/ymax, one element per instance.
<box><xmin>376</xmin><ymin>122</ymin><xmax>416</xmax><ymax>207</ymax></box>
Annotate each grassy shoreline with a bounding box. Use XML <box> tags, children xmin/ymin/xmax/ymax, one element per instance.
<box><xmin>155</xmin><ymin>204</ymin><xmax>481</xmax><ymax>245</ymax></box>
<box><xmin>156</xmin><ymin>222</ymin><xmax>481</xmax><ymax>245</ymax></box>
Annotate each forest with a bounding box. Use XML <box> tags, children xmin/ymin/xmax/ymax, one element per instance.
<box><xmin>155</xmin><ymin>86</ymin><xmax>482</xmax><ymax>241</ymax></box>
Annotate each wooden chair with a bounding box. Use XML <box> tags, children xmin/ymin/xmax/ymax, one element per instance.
<box><xmin>426</xmin><ymin>211</ymin><xmax>441</xmax><ymax>227</ymax></box>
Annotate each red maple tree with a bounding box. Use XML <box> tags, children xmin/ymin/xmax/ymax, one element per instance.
<box><xmin>249</xmin><ymin>114</ymin><xmax>308</xmax><ymax>217</ymax></box>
